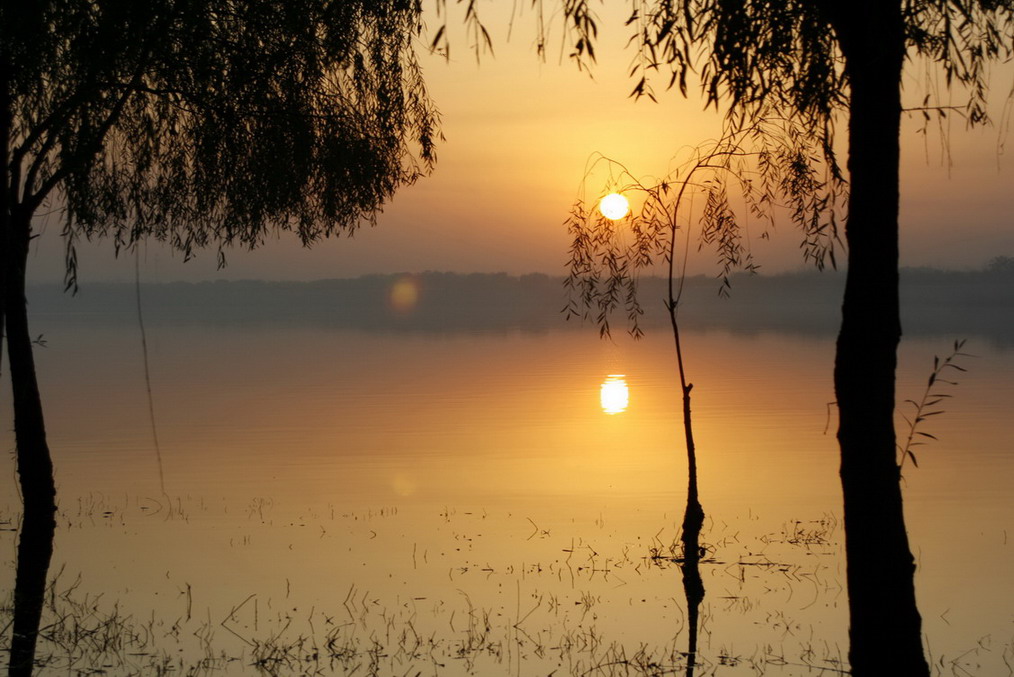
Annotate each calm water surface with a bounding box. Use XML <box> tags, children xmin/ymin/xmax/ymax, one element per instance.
<box><xmin>1</xmin><ymin>318</ymin><xmax>1011</xmax><ymax>675</ymax></box>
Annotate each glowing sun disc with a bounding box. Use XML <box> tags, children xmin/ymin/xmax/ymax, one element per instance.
<box><xmin>599</xmin><ymin>193</ymin><xmax>630</xmax><ymax>220</ymax></box>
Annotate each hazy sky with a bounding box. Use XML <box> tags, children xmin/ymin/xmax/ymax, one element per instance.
<box><xmin>26</xmin><ymin>3</ymin><xmax>1014</xmax><ymax>284</ymax></box>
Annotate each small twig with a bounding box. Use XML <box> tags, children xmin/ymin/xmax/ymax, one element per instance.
<box><xmin>898</xmin><ymin>339</ymin><xmax>971</xmax><ymax>470</ymax></box>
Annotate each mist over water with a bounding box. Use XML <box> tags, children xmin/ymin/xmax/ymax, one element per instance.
<box><xmin>24</xmin><ymin>267</ymin><xmax>1014</xmax><ymax>342</ymax></box>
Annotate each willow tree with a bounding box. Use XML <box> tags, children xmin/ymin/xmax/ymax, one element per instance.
<box><xmin>2</xmin><ymin>1</ymin><xmax>437</xmax><ymax>672</ymax></box>
<box><xmin>565</xmin><ymin>118</ymin><xmax>840</xmax><ymax>676</ymax></box>
<box><xmin>549</xmin><ymin>1</ymin><xmax>1014</xmax><ymax>675</ymax></box>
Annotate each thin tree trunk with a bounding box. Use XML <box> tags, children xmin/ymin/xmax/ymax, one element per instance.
<box><xmin>668</xmin><ymin>303</ymin><xmax>705</xmax><ymax>675</ymax></box>
<box><xmin>678</xmin><ymin>376</ymin><xmax>704</xmax><ymax>677</ymax></box>
<box><xmin>831</xmin><ymin>3</ymin><xmax>929</xmax><ymax>675</ymax></box>
<box><xmin>6</xmin><ymin>212</ymin><xmax>55</xmax><ymax>514</ymax></box>
<box><xmin>5</xmin><ymin>210</ymin><xmax>58</xmax><ymax>677</ymax></box>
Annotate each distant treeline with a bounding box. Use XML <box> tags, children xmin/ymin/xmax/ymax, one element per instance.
<box><xmin>26</xmin><ymin>265</ymin><xmax>1014</xmax><ymax>344</ymax></box>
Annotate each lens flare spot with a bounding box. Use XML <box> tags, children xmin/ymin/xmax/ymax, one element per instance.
<box><xmin>390</xmin><ymin>277</ymin><xmax>420</xmax><ymax>312</ymax></box>
<box><xmin>600</xmin><ymin>374</ymin><xmax>629</xmax><ymax>415</ymax></box>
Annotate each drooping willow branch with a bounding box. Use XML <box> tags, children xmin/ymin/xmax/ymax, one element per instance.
<box><xmin>564</xmin><ymin>114</ymin><xmax>845</xmax><ymax>340</ymax></box>
<box><xmin>564</xmin><ymin>118</ymin><xmax>845</xmax><ymax>668</ymax></box>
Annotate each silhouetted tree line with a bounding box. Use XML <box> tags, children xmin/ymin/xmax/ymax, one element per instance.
<box><xmin>22</xmin><ymin>266</ymin><xmax>1014</xmax><ymax>343</ymax></box>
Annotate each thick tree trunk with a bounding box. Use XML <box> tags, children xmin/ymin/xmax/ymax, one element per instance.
<box><xmin>9</xmin><ymin>500</ymin><xmax>55</xmax><ymax>677</ymax></box>
<box><xmin>831</xmin><ymin>3</ymin><xmax>929</xmax><ymax>676</ymax></box>
<box><xmin>6</xmin><ymin>212</ymin><xmax>56</xmax><ymax>515</ymax></box>
<box><xmin>5</xmin><ymin>54</ymin><xmax>59</xmax><ymax>675</ymax></box>
<box><xmin>5</xmin><ymin>210</ymin><xmax>58</xmax><ymax>677</ymax></box>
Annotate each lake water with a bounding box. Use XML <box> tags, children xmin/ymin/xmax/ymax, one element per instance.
<box><xmin>1</xmin><ymin>306</ymin><xmax>1012</xmax><ymax>675</ymax></box>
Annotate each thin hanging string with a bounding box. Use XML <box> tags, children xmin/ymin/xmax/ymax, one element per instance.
<box><xmin>135</xmin><ymin>247</ymin><xmax>168</xmax><ymax>502</ymax></box>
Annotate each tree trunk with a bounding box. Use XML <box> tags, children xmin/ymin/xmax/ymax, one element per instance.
<box><xmin>4</xmin><ymin>209</ymin><xmax>58</xmax><ymax>677</ymax></box>
<box><xmin>678</xmin><ymin>382</ymin><xmax>704</xmax><ymax>677</ymax></box>
<box><xmin>831</xmin><ymin>3</ymin><xmax>929</xmax><ymax>675</ymax></box>
<box><xmin>668</xmin><ymin>305</ymin><xmax>705</xmax><ymax>675</ymax></box>
<box><xmin>9</xmin><ymin>499</ymin><xmax>55</xmax><ymax>677</ymax></box>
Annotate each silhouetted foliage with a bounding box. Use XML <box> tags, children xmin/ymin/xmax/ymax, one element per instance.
<box><xmin>532</xmin><ymin>1</ymin><xmax>1012</xmax><ymax>153</ymax></box>
<box><xmin>898</xmin><ymin>339</ymin><xmax>970</xmax><ymax>471</ymax></box>
<box><xmin>2</xmin><ymin>3</ymin><xmax>440</xmax><ymax>673</ymax></box>
<box><xmin>564</xmin><ymin>119</ymin><xmax>843</xmax><ymax>339</ymax></box>
<box><xmin>533</xmin><ymin>1</ymin><xmax>1014</xmax><ymax>675</ymax></box>
<box><xmin>4</xmin><ymin>0</ymin><xmax>439</xmax><ymax>288</ymax></box>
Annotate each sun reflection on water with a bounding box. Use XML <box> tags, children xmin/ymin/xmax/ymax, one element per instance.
<box><xmin>600</xmin><ymin>374</ymin><xmax>629</xmax><ymax>414</ymax></box>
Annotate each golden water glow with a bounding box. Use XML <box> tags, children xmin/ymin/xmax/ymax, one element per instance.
<box><xmin>599</xmin><ymin>193</ymin><xmax>630</xmax><ymax>220</ymax></box>
<box><xmin>390</xmin><ymin>276</ymin><xmax>420</xmax><ymax>311</ymax></box>
<box><xmin>600</xmin><ymin>374</ymin><xmax>629</xmax><ymax>414</ymax></box>
<box><xmin>391</xmin><ymin>473</ymin><xmax>417</xmax><ymax>497</ymax></box>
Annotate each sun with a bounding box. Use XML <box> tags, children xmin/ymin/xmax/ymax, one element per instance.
<box><xmin>599</xmin><ymin>192</ymin><xmax>630</xmax><ymax>220</ymax></box>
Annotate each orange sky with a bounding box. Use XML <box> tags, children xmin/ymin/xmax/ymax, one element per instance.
<box><xmin>26</xmin><ymin>3</ymin><xmax>1014</xmax><ymax>283</ymax></box>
